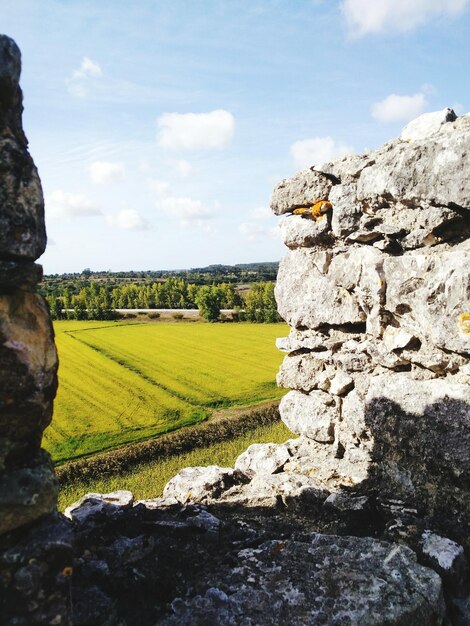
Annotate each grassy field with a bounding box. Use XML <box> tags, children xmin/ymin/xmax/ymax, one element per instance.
<box><xmin>59</xmin><ymin>419</ymin><xmax>292</xmax><ymax>509</ymax></box>
<box><xmin>45</xmin><ymin>320</ymin><xmax>287</xmax><ymax>463</ymax></box>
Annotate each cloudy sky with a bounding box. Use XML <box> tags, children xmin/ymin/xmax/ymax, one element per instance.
<box><xmin>2</xmin><ymin>0</ymin><xmax>470</xmax><ymax>273</ymax></box>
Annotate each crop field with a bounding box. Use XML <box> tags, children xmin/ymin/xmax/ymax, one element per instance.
<box><xmin>44</xmin><ymin>321</ymin><xmax>287</xmax><ymax>463</ymax></box>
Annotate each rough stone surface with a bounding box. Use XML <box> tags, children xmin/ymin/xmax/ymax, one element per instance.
<box><xmin>0</xmin><ymin>291</ymin><xmax>58</xmax><ymax>443</ymax></box>
<box><xmin>235</xmin><ymin>443</ymin><xmax>291</xmax><ymax>478</ymax></box>
<box><xmin>162</xmin><ymin>534</ymin><xmax>445</xmax><ymax>626</ymax></box>
<box><xmin>0</xmin><ymin>36</ymin><xmax>46</xmax><ymax>261</ymax></box>
<box><xmin>0</xmin><ymin>260</ymin><xmax>42</xmax><ymax>291</ymax></box>
<box><xmin>0</xmin><ymin>513</ymin><xmax>73</xmax><ymax>625</ymax></box>
<box><xmin>64</xmin><ymin>490</ymin><xmax>134</xmax><ymax>524</ymax></box>
<box><xmin>280</xmin><ymin>389</ymin><xmax>338</xmax><ymax>442</ymax></box>
<box><xmin>163</xmin><ymin>465</ymin><xmax>249</xmax><ymax>504</ymax></box>
<box><xmin>271</xmin><ymin>168</ymin><xmax>334</xmax><ymax>216</ymax></box>
<box><xmin>279</xmin><ymin>213</ymin><xmax>331</xmax><ymax>247</ymax></box>
<box><xmin>0</xmin><ymin>450</ymin><xmax>58</xmax><ymax>534</ymax></box>
<box><xmin>400</xmin><ymin>107</ymin><xmax>457</xmax><ymax>142</ymax></box>
<box><xmin>0</xmin><ymin>34</ymin><xmax>67</xmax><ymax>626</ymax></box>
<box><xmin>420</xmin><ymin>531</ymin><xmax>468</xmax><ymax>587</ymax></box>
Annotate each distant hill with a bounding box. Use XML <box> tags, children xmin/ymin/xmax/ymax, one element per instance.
<box><xmin>40</xmin><ymin>262</ymin><xmax>280</xmax><ymax>300</ymax></box>
<box><xmin>42</xmin><ymin>262</ymin><xmax>280</xmax><ymax>290</ymax></box>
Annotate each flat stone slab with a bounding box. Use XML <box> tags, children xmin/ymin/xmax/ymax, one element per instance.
<box><xmin>162</xmin><ymin>533</ymin><xmax>445</xmax><ymax>625</ymax></box>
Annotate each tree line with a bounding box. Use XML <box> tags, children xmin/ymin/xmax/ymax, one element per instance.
<box><xmin>44</xmin><ymin>278</ymin><xmax>282</xmax><ymax>323</ymax></box>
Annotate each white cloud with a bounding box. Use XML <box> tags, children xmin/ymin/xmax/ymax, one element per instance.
<box><xmin>74</xmin><ymin>57</ymin><xmax>102</xmax><ymax>79</ymax></box>
<box><xmin>159</xmin><ymin>196</ymin><xmax>213</xmax><ymax>225</ymax></box>
<box><xmin>151</xmin><ymin>179</ymin><xmax>215</xmax><ymax>232</ymax></box>
<box><xmin>46</xmin><ymin>190</ymin><xmax>101</xmax><ymax>221</ymax></box>
<box><xmin>67</xmin><ymin>57</ymin><xmax>102</xmax><ymax>97</ymax></box>
<box><xmin>106</xmin><ymin>208</ymin><xmax>149</xmax><ymax>231</ymax></box>
<box><xmin>148</xmin><ymin>179</ymin><xmax>172</xmax><ymax>197</ymax></box>
<box><xmin>89</xmin><ymin>161</ymin><xmax>126</xmax><ymax>184</ymax></box>
<box><xmin>157</xmin><ymin>110</ymin><xmax>235</xmax><ymax>150</ymax></box>
<box><xmin>372</xmin><ymin>93</ymin><xmax>426</xmax><ymax>123</ymax></box>
<box><xmin>239</xmin><ymin>207</ymin><xmax>277</xmax><ymax>241</ymax></box>
<box><xmin>250</xmin><ymin>206</ymin><xmax>273</xmax><ymax>221</ymax></box>
<box><xmin>239</xmin><ymin>221</ymin><xmax>278</xmax><ymax>241</ymax></box>
<box><xmin>341</xmin><ymin>0</ymin><xmax>470</xmax><ymax>37</ymax></box>
<box><xmin>174</xmin><ymin>159</ymin><xmax>193</xmax><ymax>177</ymax></box>
<box><xmin>290</xmin><ymin>137</ymin><xmax>354</xmax><ymax>169</ymax></box>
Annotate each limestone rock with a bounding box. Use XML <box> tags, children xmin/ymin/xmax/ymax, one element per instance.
<box><xmin>0</xmin><ymin>291</ymin><xmax>58</xmax><ymax>452</ymax></box>
<box><xmin>0</xmin><ymin>513</ymin><xmax>73</xmax><ymax>626</ymax></box>
<box><xmin>162</xmin><ymin>534</ymin><xmax>445</xmax><ymax>626</ymax></box>
<box><xmin>0</xmin><ymin>37</ymin><xmax>46</xmax><ymax>261</ymax></box>
<box><xmin>275</xmin><ymin>329</ymin><xmax>328</xmax><ymax>353</ymax></box>
<box><xmin>330</xmin><ymin>182</ymin><xmax>362</xmax><ymax>237</ymax></box>
<box><xmin>400</xmin><ymin>108</ymin><xmax>457</xmax><ymax>142</ymax></box>
<box><xmin>275</xmin><ymin>248</ymin><xmax>366</xmax><ymax>329</ymax></box>
<box><xmin>64</xmin><ymin>490</ymin><xmax>134</xmax><ymax>524</ymax></box>
<box><xmin>277</xmin><ymin>352</ymin><xmax>331</xmax><ymax>392</ymax></box>
<box><xmin>0</xmin><ymin>261</ymin><xmax>42</xmax><ymax>291</ymax></box>
<box><xmin>278</xmin><ymin>214</ymin><xmax>330</xmax><ymax>248</ymax></box>
<box><xmin>279</xmin><ymin>390</ymin><xmax>337</xmax><ymax>442</ymax></box>
<box><xmin>0</xmin><ymin>450</ymin><xmax>58</xmax><ymax>534</ymax></box>
<box><xmin>163</xmin><ymin>465</ymin><xmax>248</xmax><ymax>504</ymax></box>
<box><xmin>270</xmin><ymin>169</ymin><xmax>334</xmax><ymax>216</ymax></box>
<box><xmin>0</xmin><ymin>33</ymin><xmax>70</xmax><ymax>626</ymax></box>
<box><xmin>219</xmin><ymin>472</ymin><xmax>327</xmax><ymax>509</ymax></box>
<box><xmin>235</xmin><ymin>443</ymin><xmax>291</xmax><ymax>478</ymax></box>
<box><xmin>354</xmin><ymin>115</ymin><xmax>470</xmax><ymax>211</ymax></box>
<box><xmin>420</xmin><ymin>531</ymin><xmax>467</xmax><ymax>587</ymax></box>
<box><xmin>384</xmin><ymin>242</ymin><xmax>470</xmax><ymax>354</ymax></box>
<box><xmin>0</xmin><ymin>35</ymin><xmax>24</xmax><ymax>142</ymax></box>
<box><xmin>365</xmin><ymin>375</ymin><xmax>470</xmax><ymax>521</ymax></box>
<box><xmin>324</xmin><ymin>492</ymin><xmax>370</xmax><ymax>513</ymax></box>
<box><xmin>329</xmin><ymin>370</ymin><xmax>354</xmax><ymax>395</ymax></box>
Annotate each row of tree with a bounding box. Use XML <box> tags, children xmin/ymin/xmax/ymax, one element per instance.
<box><xmin>45</xmin><ymin>279</ymin><xmax>282</xmax><ymax>323</ymax></box>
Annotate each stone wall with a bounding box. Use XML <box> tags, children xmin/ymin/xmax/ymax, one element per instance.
<box><xmin>272</xmin><ymin>109</ymin><xmax>470</xmax><ymax>535</ymax></box>
<box><xmin>0</xmin><ymin>35</ymin><xmax>72</xmax><ymax>625</ymax></box>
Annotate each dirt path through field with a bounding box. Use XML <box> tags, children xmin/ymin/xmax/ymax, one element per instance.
<box><xmin>209</xmin><ymin>398</ymin><xmax>281</xmax><ymax>423</ymax></box>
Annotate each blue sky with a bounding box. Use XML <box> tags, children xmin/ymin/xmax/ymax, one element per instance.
<box><xmin>2</xmin><ymin>0</ymin><xmax>469</xmax><ymax>273</ymax></box>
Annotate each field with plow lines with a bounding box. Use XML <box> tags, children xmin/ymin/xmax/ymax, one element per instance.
<box><xmin>45</xmin><ymin>320</ymin><xmax>287</xmax><ymax>463</ymax></box>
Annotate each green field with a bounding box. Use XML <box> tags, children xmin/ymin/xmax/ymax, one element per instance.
<box><xmin>45</xmin><ymin>321</ymin><xmax>287</xmax><ymax>463</ymax></box>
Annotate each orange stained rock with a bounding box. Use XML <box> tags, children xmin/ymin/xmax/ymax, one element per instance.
<box><xmin>292</xmin><ymin>199</ymin><xmax>332</xmax><ymax>220</ymax></box>
<box><xmin>458</xmin><ymin>313</ymin><xmax>470</xmax><ymax>334</ymax></box>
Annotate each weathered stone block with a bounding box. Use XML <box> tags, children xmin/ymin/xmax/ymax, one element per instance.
<box><xmin>0</xmin><ymin>513</ymin><xmax>72</xmax><ymax>625</ymax></box>
<box><xmin>161</xmin><ymin>535</ymin><xmax>445</xmax><ymax>625</ymax></box>
<box><xmin>275</xmin><ymin>248</ymin><xmax>366</xmax><ymax>329</ymax></box>
<box><xmin>0</xmin><ymin>137</ymin><xmax>46</xmax><ymax>260</ymax></box>
<box><xmin>270</xmin><ymin>168</ymin><xmax>334</xmax><ymax>216</ymax></box>
<box><xmin>0</xmin><ymin>291</ymin><xmax>58</xmax><ymax>449</ymax></box>
<box><xmin>0</xmin><ymin>260</ymin><xmax>43</xmax><ymax>291</ymax></box>
<box><xmin>279</xmin><ymin>389</ymin><xmax>337</xmax><ymax>442</ymax></box>
<box><xmin>0</xmin><ymin>450</ymin><xmax>58</xmax><ymax>534</ymax></box>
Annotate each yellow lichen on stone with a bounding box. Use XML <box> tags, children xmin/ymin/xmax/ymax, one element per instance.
<box><xmin>292</xmin><ymin>206</ymin><xmax>311</xmax><ymax>216</ymax></box>
<box><xmin>292</xmin><ymin>199</ymin><xmax>332</xmax><ymax>220</ymax></box>
<box><xmin>311</xmin><ymin>200</ymin><xmax>332</xmax><ymax>218</ymax></box>
<box><xmin>457</xmin><ymin>313</ymin><xmax>470</xmax><ymax>334</ymax></box>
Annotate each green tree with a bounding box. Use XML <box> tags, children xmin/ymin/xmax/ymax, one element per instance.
<box><xmin>195</xmin><ymin>285</ymin><xmax>223</xmax><ymax>322</ymax></box>
<box><xmin>245</xmin><ymin>282</ymin><xmax>281</xmax><ymax>323</ymax></box>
